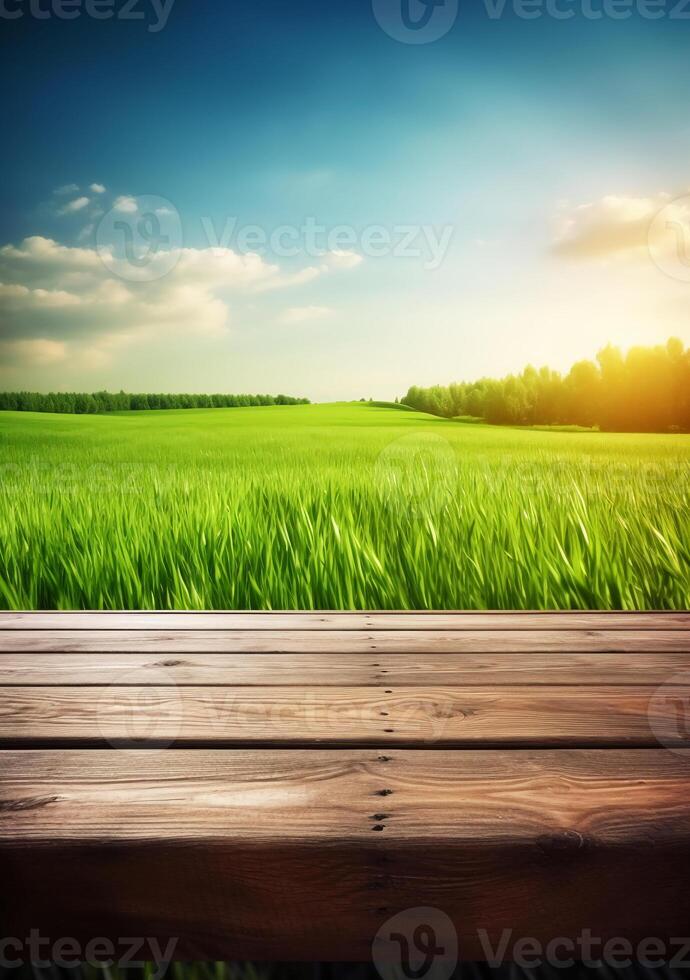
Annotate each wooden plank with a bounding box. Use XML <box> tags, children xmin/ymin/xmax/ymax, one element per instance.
<box><xmin>2</xmin><ymin>629</ymin><xmax>689</xmax><ymax>654</ymax></box>
<box><xmin>1</xmin><ymin>685</ymin><xmax>687</xmax><ymax>747</ymax></box>
<box><xmin>2</xmin><ymin>651</ymin><xmax>690</xmax><ymax>686</ymax></box>
<box><xmin>1</xmin><ymin>611</ymin><xmax>688</xmax><ymax>630</ymax></box>
<box><xmin>2</xmin><ymin>749</ymin><xmax>689</xmax><ymax>959</ymax></box>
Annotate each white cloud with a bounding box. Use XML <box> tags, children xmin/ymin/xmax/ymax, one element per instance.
<box><xmin>323</xmin><ymin>249</ymin><xmax>363</xmax><ymax>269</ymax></box>
<box><xmin>552</xmin><ymin>193</ymin><xmax>675</xmax><ymax>259</ymax></box>
<box><xmin>113</xmin><ymin>195</ymin><xmax>138</xmax><ymax>214</ymax></box>
<box><xmin>0</xmin><ymin>283</ymin><xmax>30</xmax><ymax>299</ymax></box>
<box><xmin>60</xmin><ymin>196</ymin><xmax>90</xmax><ymax>215</ymax></box>
<box><xmin>280</xmin><ymin>305</ymin><xmax>335</xmax><ymax>325</ymax></box>
<box><xmin>0</xmin><ymin>237</ymin><xmax>264</xmax><ymax>348</ymax></box>
<box><xmin>0</xmin><ymin>236</ymin><xmax>104</xmax><ymax>283</ymax></box>
<box><xmin>54</xmin><ymin>183</ymin><xmax>79</xmax><ymax>196</ymax></box>
<box><xmin>0</xmin><ymin>188</ymin><xmax>365</xmax><ymax>378</ymax></box>
<box><xmin>33</xmin><ymin>288</ymin><xmax>83</xmax><ymax>308</ymax></box>
<box><xmin>254</xmin><ymin>250</ymin><xmax>363</xmax><ymax>294</ymax></box>
<box><xmin>254</xmin><ymin>265</ymin><xmax>322</xmax><ymax>293</ymax></box>
<box><xmin>0</xmin><ymin>338</ymin><xmax>67</xmax><ymax>366</ymax></box>
<box><xmin>0</xmin><ymin>234</ymin><xmax>354</xmax><ymax>369</ymax></box>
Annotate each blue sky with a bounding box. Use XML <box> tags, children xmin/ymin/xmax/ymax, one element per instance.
<box><xmin>2</xmin><ymin>0</ymin><xmax>690</xmax><ymax>399</ymax></box>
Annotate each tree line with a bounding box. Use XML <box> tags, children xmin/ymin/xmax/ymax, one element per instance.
<box><xmin>0</xmin><ymin>391</ymin><xmax>310</xmax><ymax>414</ymax></box>
<box><xmin>401</xmin><ymin>338</ymin><xmax>690</xmax><ymax>432</ymax></box>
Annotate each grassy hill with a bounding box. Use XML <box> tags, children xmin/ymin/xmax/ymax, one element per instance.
<box><xmin>0</xmin><ymin>402</ymin><xmax>688</xmax><ymax>609</ymax></box>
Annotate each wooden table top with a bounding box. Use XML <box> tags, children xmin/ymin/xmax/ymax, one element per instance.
<box><xmin>1</xmin><ymin>611</ymin><xmax>689</xmax><ymax>962</ymax></box>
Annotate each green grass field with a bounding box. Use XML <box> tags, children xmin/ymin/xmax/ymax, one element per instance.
<box><xmin>0</xmin><ymin>402</ymin><xmax>688</xmax><ymax>609</ymax></box>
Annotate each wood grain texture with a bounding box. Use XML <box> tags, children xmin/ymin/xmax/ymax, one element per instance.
<box><xmin>3</xmin><ymin>611</ymin><xmax>690</xmax><ymax>960</ymax></box>
<box><xmin>2</xmin><ymin>651</ymin><xmax>690</xmax><ymax>686</ymax></box>
<box><xmin>1</xmin><ymin>685</ymin><xmax>688</xmax><ymax>747</ymax></box>
<box><xmin>3</xmin><ymin>628</ymin><xmax>690</xmax><ymax>653</ymax></box>
<box><xmin>2</xmin><ymin>612</ymin><xmax>689</xmax><ymax>630</ymax></box>
<box><xmin>2</xmin><ymin>749</ymin><xmax>690</xmax><ymax>959</ymax></box>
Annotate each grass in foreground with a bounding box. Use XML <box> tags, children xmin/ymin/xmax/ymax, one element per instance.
<box><xmin>0</xmin><ymin>403</ymin><xmax>688</xmax><ymax>609</ymax></box>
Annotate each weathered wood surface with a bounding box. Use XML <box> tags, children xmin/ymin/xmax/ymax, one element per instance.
<box><xmin>3</xmin><ymin>651</ymin><xmax>690</xmax><ymax>685</ymax></box>
<box><xmin>2</xmin><ymin>749</ymin><xmax>690</xmax><ymax>960</ymax></box>
<box><xmin>3</xmin><ymin>628</ymin><xmax>690</xmax><ymax>653</ymax></box>
<box><xmin>1</xmin><ymin>612</ymin><xmax>689</xmax><ymax>961</ymax></box>
<box><xmin>1</xmin><ymin>684</ymin><xmax>688</xmax><ymax>748</ymax></box>
<box><xmin>5</xmin><ymin>748</ymin><xmax>689</xmax><ymax>843</ymax></box>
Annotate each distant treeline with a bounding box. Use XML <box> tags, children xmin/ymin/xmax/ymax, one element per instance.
<box><xmin>0</xmin><ymin>391</ymin><xmax>310</xmax><ymax>414</ymax></box>
<box><xmin>401</xmin><ymin>338</ymin><xmax>690</xmax><ymax>432</ymax></box>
